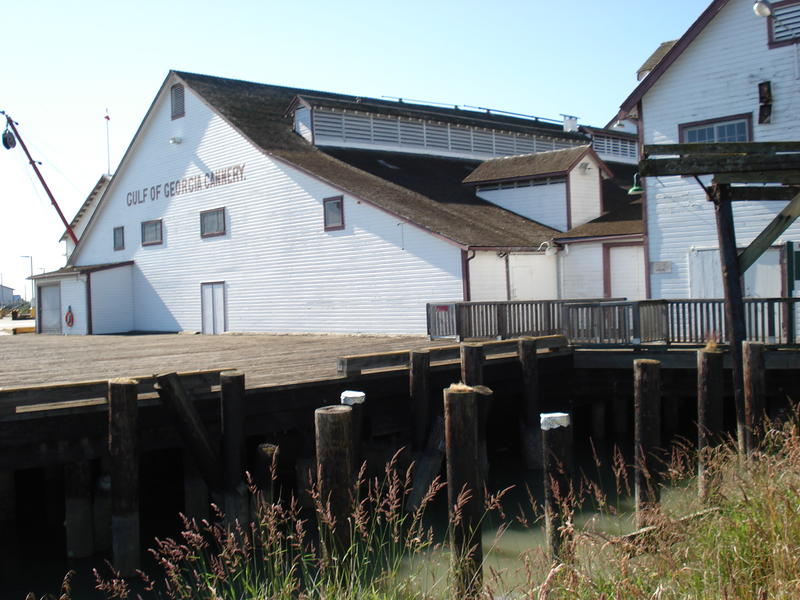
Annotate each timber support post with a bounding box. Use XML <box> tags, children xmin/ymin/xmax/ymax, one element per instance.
<box><xmin>444</xmin><ymin>383</ymin><xmax>483</xmax><ymax>598</ymax></box>
<box><xmin>712</xmin><ymin>183</ymin><xmax>748</xmax><ymax>455</ymax></box>
<box><xmin>541</xmin><ymin>412</ymin><xmax>573</xmax><ymax>562</ymax></box>
<box><xmin>698</xmin><ymin>349</ymin><xmax>724</xmax><ymax>502</ymax></box>
<box><xmin>519</xmin><ymin>337</ymin><xmax>543</xmax><ymax>469</ymax></box>
<box><xmin>64</xmin><ymin>459</ymin><xmax>94</xmax><ymax>558</ymax></box>
<box><xmin>460</xmin><ymin>343</ymin><xmax>484</xmax><ymax>386</ymax></box>
<box><xmin>315</xmin><ymin>405</ymin><xmax>354</xmax><ymax>559</ymax></box>
<box><xmin>340</xmin><ymin>390</ymin><xmax>366</xmax><ymax>473</ymax></box>
<box><xmin>634</xmin><ymin>359</ymin><xmax>662</xmax><ymax>529</ymax></box>
<box><xmin>409</xmin><ymin>350</ymin><xmax>431</xmax><ymax>452</ymax></box>
<box><xmin>221</xmin><ymin>370</ymin><xmax>248</xmax><ymax>525</ymax></box>
<box><xmin>743</xmin><ymin>341</ymin><xmax>766</xmax><ymax>453</ymax></box>
<box><xmin>108</xmin><ymin>378</ymin><xmax>140</xmax><ymax>576</ymax></box>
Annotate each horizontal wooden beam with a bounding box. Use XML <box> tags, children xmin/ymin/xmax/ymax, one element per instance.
<box><xmin>714</xmin><ymin>171</ymin><xmax>800</xmax><ymax>184</ymax></box>
<box><xmin>727</xmin><ymin>186</ymin><xmax>800</xmax><ymax>201</ymax></box>
<box><xmin>640</xmin><ymin>155</ymin><xmax>800</xmax><ymax>177</ymax></box>
<box><xmin>644</xmin><ymin>142</ymin><xmax>800</xmax><ymax>156</ymax></box>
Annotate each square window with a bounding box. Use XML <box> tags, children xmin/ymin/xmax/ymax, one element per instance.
<box><xmin>201</xmin><ymin>208</ymin><xmax>226</xmax><ymax>237</ymax></box>
<box><xmin>323</xmin><ymin>196</ymin><xmax>345</xmax><ymax>231</ymax></box>
<box><xmin>171</xmin><ymin>84</ymin><xmax>185</xmax><ymax>120</ymax></box>
<box><xmin>141</xmin><ymin>220</ymin><xmax>163</xmax><ymax>246</ymax></box>
<box><xmin>113</xmin><ymin>226</ymin><xmax>124</xmax><ymax>251</ymax></box>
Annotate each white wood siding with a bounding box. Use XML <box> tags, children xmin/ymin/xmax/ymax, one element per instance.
<box><xmin>559</xmin><ymin>243</ymin><xmax>604</xmax><ymax>299</ymax></box>
<box><xmin>642</xmin><ymin>1</ymin><xmax>800</xmax><ymax>299</ymax></box>
<box><xmin>508</xmin><ymin>254</ymin><xmax>557</xmax><ymax>299</ymax></box>
<box><xmin>91</xmin><ymin>265</ymin><xmax>134</xmax><ymax>334</ymax></box>
<box><xmin>477</xmin><ymin>182</ymin><xmax>567</xmax><ymax>231</ymax></box>
<box><xmin>469</xmin><ymin>251</ymin><xmax>508</xmax><ymax>301</ymax></box>
<box><xmin>608</xmin><ymin>245</ymin><xmax>646</xmax><ymax>301</ymax></box>
<box><xmin>294</xmin><ymin>106</ymin><xmax>313</xmax><ymax>142</ymax></box>
<box><xmin>568</xmin><ymin>157</ymin><xmax>603</xmax><ymax>228</ymax></box>
<box><xmin>72</xmin><ymin>79</ymin><xmax>463</xmax><ymax>335</ymax></box>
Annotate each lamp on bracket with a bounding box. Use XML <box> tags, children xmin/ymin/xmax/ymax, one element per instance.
<box><xmin>753</xmin><ymin>0</ymin><xmax>773</xmax><ymax>17</ymax></box>
<box><xmin>628</xmin><ymin>173</ymin><xmax>644</xmax><ymax>196</ymax></box>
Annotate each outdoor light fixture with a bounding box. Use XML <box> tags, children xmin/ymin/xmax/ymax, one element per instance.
<box><xmin>169</xmin><ymin>136</ymin><xmax>182</xmax><ymax>144</ymax></box>
<box><xmin>754</xmin><ymin>0</ymin><xmax>773</xmax><ymax>17</ymax></box>
<box><xmin>628</xmin><ymin>173</ymin><xmax>643</xmax><ymax>196</ymax></box>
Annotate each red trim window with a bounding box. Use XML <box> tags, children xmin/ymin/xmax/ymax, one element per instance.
<box><xmin>200</xmin><ymin>207</ymin><xmax>226</xmax><ymax>238</ymax></box>
<box><xmin>141</xmin><ymin>219</ymin><xmax>163</xmax><ymax>246</ymax></box>
<box><xmin>171</xmin><ymin>84</ymin><xmax>185</xmax><ymax>120</ymax></box>
<box><xmin>679</xmin><ymin>113</ymin><xmax>752</xmax><ymax>143</ymax></box>
<box><xmin>766</xmin><ymin>1</ymin><xmax>800</xmax><ymax>48</ymax></box>
<box><xmin>323</xmin><ymin>195</ymin><xmax>345</xmax><ymax>231</ymax></box>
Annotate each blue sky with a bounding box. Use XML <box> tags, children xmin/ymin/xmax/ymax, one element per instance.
<box><xmin>0</xmin><ymin>0</ymin><xmax>714</xmax><ymax>298</ymax></box>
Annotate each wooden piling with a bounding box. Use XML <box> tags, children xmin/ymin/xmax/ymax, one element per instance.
<box><xmin>474</xmin><ymin>385</ymin><xmax>493</xmax><ymax>488</ymax></box>
<box><xmin>460</xmin><ymin>343</ymin><xmax>484</xmax><ymax>386</ymax></box>
<box><xmin>409</xmin><ymin>350</ymin><xmax>431</xmax><ymax>452</ymax></box>
<box><xmin>519</xmin><ymin>337</ymin><xmax>543</xmax><ymax>469</ymax></box>
<box><xmin>444</xmin><ymin>383</ymin><xmax>483</xmax><ymax>598</ymax></box>
<box><xmin>156</xmin><ymin>372</ymin><xmax>223</xmax><ymax>492</ymax></box>
<box><xmin>634</xmin><ymin>360</ymin><xmax>662</xmax><ymax>529</ymax></box>
<box><xmin>221</xmin><ymin>370</ymin><xmax>248</xmax><ymax>525</ymax></box>
<box><xmin>406</xmin><ymin>416</ymin><xmax>445</xmax><ymax>512</ymax></box>
<box><xmin>743</xmin><ymin>341</ymin><xmax>766</xmax><ymax>454</ymax></box>
<box><xmin>64</xmin><ymin>459</ymin><xmax>94</xmax><ymax>558</ymax></box>
<box><xmin>541</xmin><ymin>412</ymin><xmax>573</xmax><ymax>562</ymax></box>
<box><xmin>108</xmin><ymin>378</ymin><xmax>139</xmax><ymax>576</ymax></box>
<box><xmin>340</xmin><ymin>390</ymin><xmax>366</xmax><ymax>473</ymax></box>
<box><xmin>698</xmin><ymin>349</ymin><xmax>724</xmax><ymax>501</ymax></box>
<box><xmin>315</xmin><ymin>405</ymin><xmax>354</xmax><ymax>557</ymax></box>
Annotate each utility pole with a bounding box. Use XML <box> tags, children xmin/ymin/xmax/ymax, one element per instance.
<box><xmin>20</xmin><ymin>255</ymin><xmax>33</xmax><ymax>310</ymax></box>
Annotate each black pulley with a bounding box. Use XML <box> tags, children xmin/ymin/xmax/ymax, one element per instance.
<box><xmin>2</xmin><ymin>129</ymin><xmax>15</xmax><ymax>150</ymax></box>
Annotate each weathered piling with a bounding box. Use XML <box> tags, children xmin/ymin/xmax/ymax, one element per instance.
<box><xmin>743</xmin><ymin>341</ymin><xmax>766</xmax><ymax>454</ymax></box>
<box><xmin>634</xmin><ymin>359</ymin><xmax>662</xmax><ymax>529</ymax></box>
<box><xmin>519</xmin><ymin>337</ymin><xmax>543</xmax><ymax>469</ymax></box>
<box><xmin>221</xmin><ymin>370</ymin><xmax>248</xmax><ymax>524</ymax></box>
<box><xmin>409</xmin><ymin>350</ymin><xmax>431</xmax><ymax>452</ymax></box>
<box><xmin>314</xmin><ymin>405</ymin><xmax>354</xmax><ymax>557</ymax></box>
<box><xmin>444</xmin><ymin>383</ymin><xmax>483</xmax><ymax>598</ymax></box>
<box><xmin>474</xmin><ymin>385</ymin><xmax>493</xmax><ymax>487</ymax></box>
<box><xmin>460</xmin><ymin>343</ymin><xmax>484</xmax><ymax>386</ymax></box>
<box><xmin>541</xmin><ymin>412</ymin><xmax>573</xmax><ymax>562</ymax></box>
<box><xmin>406</xmin><ymin>416</ymin><xmax>445</xmax><ymax>513</ymax></box>
<box><xmin>340</xmin><ymin>390</ymin><xmax>366</xmax><ymax>472</ymax></box>
<box><xmin>698</xmin><ymin>349</ymin><xmax>724</xmax><ymax>501</ymax></box>
<box><xmin>108</xmin><ymin>378</ymin><xmax>139</xmax><ymax>576</ymax></box>
<box><xmin>156</xmin><ymin>372</ymin><xmax>222</xmax><ymax>492</ymax></box>
<box><xmin>64</xmin><ymin>459</ymin><xmax>94</xmax><ymax>558</ymax></box>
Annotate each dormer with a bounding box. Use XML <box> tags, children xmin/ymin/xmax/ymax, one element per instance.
<box><xmin>463</xmin><ymin>146</ymin><xmax>613</xmax><ymax>231</ymax></box>
<box><xmin>286</xmin><ymin>94</ymin><xmax>588</xmax><ymax>161</ymax></box>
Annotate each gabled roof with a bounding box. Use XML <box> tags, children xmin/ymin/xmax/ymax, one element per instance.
<box><xmin>171</xmin><ymin>71</ymin><xmax>562</xmax><ymax>248</ymax></box>
<box><xmin>60</xmin><ymin>174</ymin><xmax>111</xmax><ymax>242</ymax></box>
<box><xmin>462</xmin><ymin>145</ymin><xmax>613</xmax><ymax>185</ymax></box>
<box><xmin>554</xmin><ymin>162</ymin><xmax>643</xmax><ymax>241</ymax></box>
<box><xmin>619</xmin><ymin>0</ymin><xmax>730</xmax><ymax>115</ymax></box>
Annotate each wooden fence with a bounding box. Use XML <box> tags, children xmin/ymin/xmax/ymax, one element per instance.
<box><xmin>428</xmin><ymin>297</ymin><xmax>800</xmax><ymax>345</ymax></box>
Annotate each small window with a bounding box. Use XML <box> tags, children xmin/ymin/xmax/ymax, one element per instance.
<box><xmin>679</xmin><ymin>114</ymin><xmax>752</xmax><ymax>144</ymax></box>
<box><xmin>113</xmin><ymin>226</ymin><xmax>124</xmax><ymax>251</ymax></box>
<box><xmin>141</xmin><ymin>220</ymin><xmax>163</xmax><ymax>246</ymax></box>
<box><xmin>200</xmin><ymin>208</ymin><xmax>226</xmax><ymax>237</ymax></box>
<box><xmin>171</xmin><ymin>84</ymin><xmax>185</xmax><ymax>119</ymax></box>
<box><xmin>323</xmin><ymin>196</ymin><xmax>345</xmax><ymax>231</ymax></box>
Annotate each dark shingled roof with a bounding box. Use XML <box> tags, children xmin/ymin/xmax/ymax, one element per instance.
<box><xmin>175</xmin><ymin>71</ymin><xmax>561</xmax><ymax>248</ymax></box>
<box><xmin>555</xmin><ymin>162</ymin><xmax>643</xmax><ymax>240</ymax></box>
<box><xmin>462</xmin><ymin>146</ymin><xmax>593</xmax><ymax>185</ymax></box>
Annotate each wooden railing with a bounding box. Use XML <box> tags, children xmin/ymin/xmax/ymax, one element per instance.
<box><xmin>427</xmin><ymin>298</ymin><xmax>800</xmax><ymax>345</ymax></box>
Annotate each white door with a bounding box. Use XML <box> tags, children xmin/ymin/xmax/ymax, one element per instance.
<box><xmin>690</xmin><ymin>247</ymin><xmax>782</xmax><ymax>298</ymax></box>
<box><xmin>201</xmin><ymin>282</ymin><xmax>226</xmax><ymax>334</ymax></box>
<box><xmin>508</xmin><ymin>254</ymin><xmax>558</xmax><ymax>300</ymax></box>
<box><xmin>609</xmin><ymin>245</ymin><xmax>646</xmax><ymax>301</ymax></box>
<box><xmin>39</xmin><ymin>284</ymin><xmax>62</xmax><ymax>334</ymax></box>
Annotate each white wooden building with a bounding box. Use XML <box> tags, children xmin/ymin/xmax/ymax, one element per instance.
<box><xmin>618</xmin><ymin>0</ymin><xmax>800</xmax><ymax>300</ymax></box>
<box><xmin>35</xmin><ymin>71</ymin><xmax>619</xmax><ymax>335</ymax></box>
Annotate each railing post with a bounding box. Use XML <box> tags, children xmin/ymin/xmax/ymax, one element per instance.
<box><xmin>496</xmin><ymin>303</ymin><xmax>508</xmax><ymax>339</ymax></box>
<box><xmin>631</xmin><ymin>302</ymin><xmax>642</xmax><ymax>345</ymax></box>
<box><xmin>455</xmin><ymin>303</ymin><xmax>466</xmax><ymax>342</ymax></box>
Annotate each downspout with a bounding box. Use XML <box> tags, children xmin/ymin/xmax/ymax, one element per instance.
<box><xmin>86</xmin><ymin>272</ymin><xmax>93</xmax><ymax>335</ymax></box>
<box><xmin>462</xmin><ymin>249</ymin><xmax>476</xmax><ymax>301</ymax></box>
